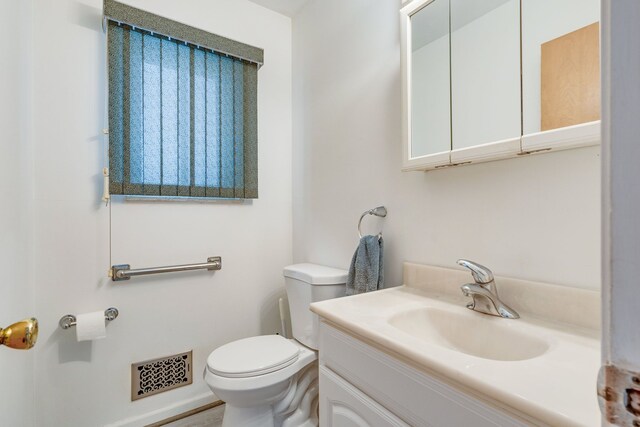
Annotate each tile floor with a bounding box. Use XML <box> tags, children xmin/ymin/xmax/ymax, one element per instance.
<box><xmin>162</xmin><ymin>404</ymin><xmax>225</xmax><ymax>427</ymax></box>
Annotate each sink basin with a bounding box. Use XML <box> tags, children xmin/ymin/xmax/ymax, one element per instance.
<box><xmin>388</xmin><ymin>307</ymin><xmax>550</xmax><ymax>361</ymax></box>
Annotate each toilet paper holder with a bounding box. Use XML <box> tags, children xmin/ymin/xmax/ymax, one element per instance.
<box><xmin>59</xmin><ymin>308</ymin><xmax>119</xmax><ymax>330</ymax></box>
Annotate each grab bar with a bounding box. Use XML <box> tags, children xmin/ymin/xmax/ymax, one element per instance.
<box><xmin>110</xmin><ymin>257</ymin><xmax>222</xmax><ymax>281</ymax></box>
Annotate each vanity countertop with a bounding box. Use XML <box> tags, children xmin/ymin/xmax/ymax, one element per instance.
<box><xmin>310</xmin><ymin>263</ymin><xmax>601</xmax><ymax>427</ymax></box>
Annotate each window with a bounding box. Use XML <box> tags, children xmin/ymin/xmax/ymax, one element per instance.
<box><xmin>105</xmin><ymin>0</ymin><xmax>262</xmax><ymax>199</ymax></box>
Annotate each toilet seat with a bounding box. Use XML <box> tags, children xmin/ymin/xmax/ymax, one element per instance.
<box><xmin>205</xmin><ymin>339</ymin><xmax>317</xmax><ymax>397</ymax></box>
<box><xmin>207</xmin><ymin>335</ymin><xmax>300</xmax><ymax>378</ymax></box>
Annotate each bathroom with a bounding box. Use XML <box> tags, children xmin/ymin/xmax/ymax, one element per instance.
<box><xmin>0</xmin><ymin>0</ymin><xmax>636</xmax><ymax>426</ymax></box>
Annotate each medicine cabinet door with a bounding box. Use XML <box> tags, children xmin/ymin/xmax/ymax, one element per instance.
<box><xmin>450</xmin><ymin>0</ymin><xmax>521</xmax><ymax>157</ymax></box>
<box><xmin>522</xmin><ymin>0</ymin><xmax>600</xmax><ymax>136</ymax></box>
<box><xmin>404</xmin><ymin>0</ymin><xmax>452</xmax><ymax>170</ymax></box>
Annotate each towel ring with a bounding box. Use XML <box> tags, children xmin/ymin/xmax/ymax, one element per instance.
<box><xmin>358</xmin><ymin>206</ymin><xmax>388</xmax><ymax>239</ymax></box>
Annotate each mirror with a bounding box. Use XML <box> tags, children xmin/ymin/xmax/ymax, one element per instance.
<box><xmin>522</xmin><ymin>0</ymin><xmax>600</xmax><ymax>134</ymax></box>
<box><xmin>450</xmin><ymin>0</ymin><xmax>521</xmax><ymax>150</ymax></box>
<box><xmin>402</xmin><ymin>0</ymin><xmax>601</xmax><ymax>171</ymax></box>
<box><xmin>410</xmin><ymin>0</ymin><xmax>451</xmax><ymax>159</ymax></box>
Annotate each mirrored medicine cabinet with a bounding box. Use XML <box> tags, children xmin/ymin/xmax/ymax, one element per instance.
<box><xmin>401</xmin><ymin>0</ymin><xmax>601</xmax><ymax>171</ymax></box>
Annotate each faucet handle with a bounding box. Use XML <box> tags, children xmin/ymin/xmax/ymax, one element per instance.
<box><xmin>457</xmin><ymin>259</ymin><xmax>494</xmax><ymax>284</ymax></box>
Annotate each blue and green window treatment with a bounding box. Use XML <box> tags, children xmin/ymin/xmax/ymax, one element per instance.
<box><xmin>105</xmin><ymin>0</ymin><xmax>262</xmax><ymax>198</ymax></box>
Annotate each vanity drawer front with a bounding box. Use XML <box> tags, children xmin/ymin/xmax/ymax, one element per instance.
<box><xmin>319</xmin><ymin>321</ymin><xmax>534</xmax><ymax>427</ymax></box>
<box><xmin>319</xmin><ymin>365</ymin><xmax>410</xmax><ymax>427</ymax></box>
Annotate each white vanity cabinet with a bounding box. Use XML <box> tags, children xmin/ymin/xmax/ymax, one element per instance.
<box><xmin>318</xmin><ymin>321</ymin><xmax>535</xmax><ymax>427</ymax></box>
<box><xmin>320</xmin><ymin>366</ymin><xmax>409</xmax><ymax>427</ymax></box>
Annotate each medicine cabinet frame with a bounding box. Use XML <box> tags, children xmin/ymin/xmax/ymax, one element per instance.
<box><xmin>400</xmin><ymin>0</ymin><xmax>601</xmax><ymax>172</ymax></box>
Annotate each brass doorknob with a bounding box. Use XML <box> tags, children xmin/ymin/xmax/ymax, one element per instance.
<box><xmin>0</xmin><ymin>318</ymin><xmax>38</xmax><ymax>350</ymax></box>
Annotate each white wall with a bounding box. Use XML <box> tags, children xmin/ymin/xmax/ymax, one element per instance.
<box><xmin>28</xmin><ymin>0</ymin><xmax>292</xmax><ymax>425</ymax></box>
<box><xmin>602</xmin><ymin>0</ymin><xmax>640</xmax><ymax>374</ymax></box>
<box><xmin>0</xmin><ymin>1</ymin><xmax>34</xmax><ymax>426</ymax></box>
<box><xmin>293</xmin><ymin>0</ymin><xmax>600</xmax><ymax>291</ymax></box>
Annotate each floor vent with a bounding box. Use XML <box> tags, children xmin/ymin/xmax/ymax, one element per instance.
<box><xmin>131</xmin><ymin>350</ymin><xmax>193</xmax><ymax>401</ymax></box>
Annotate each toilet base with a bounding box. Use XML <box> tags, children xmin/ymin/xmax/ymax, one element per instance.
<box><xmin>222</xmin><ymin>403</ymin><xmax>275</xmax><ymax>427</ymax></box>
<box><xmin>219</xmin><ymin>365</ymin><xmax>320</xmax><ymax>427</ymax></box>
<box><xmin>206</xmin><ymin>340</ymin><xmax>320</xmax><ymax>427</ymax></box>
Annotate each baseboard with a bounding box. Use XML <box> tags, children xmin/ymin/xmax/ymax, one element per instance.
<box><xmin>104</xmin><ymin>393</ymin><xmax>220</xmax><ymax>427</ymax></box>
<box><xmin>147</xmin><ymin>400</ymin><xmax>224</xmax><ymax>427</ymax></box>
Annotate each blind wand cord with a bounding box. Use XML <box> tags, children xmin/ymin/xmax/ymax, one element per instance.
<box><xmin>102</xmin><ymin>167</ymin><xmax>110</xmax><ymax>207</ymax></box>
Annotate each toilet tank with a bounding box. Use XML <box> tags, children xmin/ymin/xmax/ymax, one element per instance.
<box><xmin>283</xmin><ymin>263</ymin><xmax>347</xmax><ymax>350</ymax></box>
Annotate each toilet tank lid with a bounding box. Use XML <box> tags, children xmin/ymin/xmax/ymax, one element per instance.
<box><xmin>283</xmin><ymin>263</ymin><xmax>348</xmax><ymax>285</ymax></box>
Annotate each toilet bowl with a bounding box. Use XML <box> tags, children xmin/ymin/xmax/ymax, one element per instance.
<box><xmin>204</xmin><ymin>336</ymin><xmax>318</xmax><ymax>427</ymax></box>
<box><xmin>205</xmin><ymin>264</ymin><xmax>347</xmax><ymax>427</ymax></box>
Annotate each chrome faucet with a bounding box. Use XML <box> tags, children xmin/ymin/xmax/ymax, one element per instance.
<box><xmin>457</xmin><ymin>259</ymin><xmax>519</xmax><ymax>319</ymax></box>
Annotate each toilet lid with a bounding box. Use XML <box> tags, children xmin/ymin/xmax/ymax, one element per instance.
<box><xmin>207</xmin><ymin>335</ymin><xmax>300</xmax><ymax>378</ymax></box>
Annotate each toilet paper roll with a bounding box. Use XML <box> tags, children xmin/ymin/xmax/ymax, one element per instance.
<box><xmin>75</xmin><ymin>311</ymin><xmax>107</xmax><ymax>342</ymax></box>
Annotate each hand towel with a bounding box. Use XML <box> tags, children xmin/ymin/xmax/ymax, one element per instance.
<box><xmin>346</xmin><ymin>235</ymin><xmax>384</xmax><ymax>296</ymax></box>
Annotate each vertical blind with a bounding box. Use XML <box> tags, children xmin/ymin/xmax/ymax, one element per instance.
<box><xmin>106</xmin><ymin>1</ymin><xmax>261</xmax><ymax>199</ymax></box>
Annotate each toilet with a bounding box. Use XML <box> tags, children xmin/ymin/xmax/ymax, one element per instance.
<box><xmin>204</xmin><ymin>263</ymin><xmax>347</xmax><ymax>427</ymax></box>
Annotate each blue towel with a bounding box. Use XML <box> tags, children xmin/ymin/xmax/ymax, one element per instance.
<box><xmin>346</xmin><ymin>235</ymin><xmax>384</xmax><ymax>296</ymax></box>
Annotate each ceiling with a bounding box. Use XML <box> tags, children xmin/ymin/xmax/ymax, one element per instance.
<box><xmin>248</xmin><ymin>0</ymin><xmax>312</xmax><ymax>17</ymax></box>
